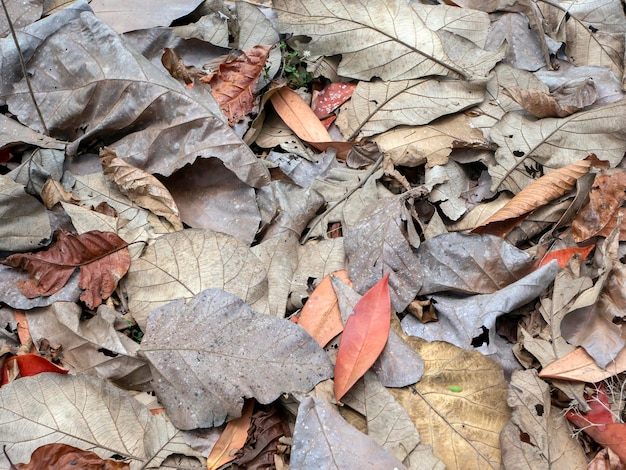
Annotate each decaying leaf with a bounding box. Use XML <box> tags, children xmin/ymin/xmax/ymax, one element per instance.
<box><xmin>13</xmin><ymin>443</ymin><xmax>130</xmax><ymax>469</ymax></box>
<box><xmin>3</xmin><ymin>230</ymin><xmax>130</xmax><ymax>309</ymax></box>
<box><xmin>139</xmin><ymin>289</ymin><xmax>333</xmax><ymax>429</ymax></box>
<box><xmin>334</xmin><ymin>274</ymin><xmax>391</xmax><ymax>401</ymax></box>
<box><xmin>201</xmin><ymin>44</ymin><xmax>272</xmax><ymax>125</ymax></box>
<box><xmin>100</xmin><ymin>147</ymin><xmax>183</xmax><ymax>231</ymax></box>
<box><xmin>161</xmin><ymin>48</ymin><xmax>204</xmax><ymax>88</ymax></box>
<box><xmin>290</xmin><ymin>396</ymin><xmax>406</xmax><ymax>470</ymax></box>
<box><xmin>206</xmin><ymin>400</ymin><xmax>254</xmax><ymax>470</ymax></box>
<box><xmin>0</xmin><ymin>373</ymin><xmax>200</xmax><ymax>469</ymax></box>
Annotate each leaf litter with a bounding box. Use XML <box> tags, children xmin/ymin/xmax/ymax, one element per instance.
<box><xmin>1</xmin><ymin>0</ymin><xmax>626</xmax><ymax>468</ymax></box>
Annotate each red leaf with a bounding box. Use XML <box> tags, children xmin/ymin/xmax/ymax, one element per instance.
<box><xmin>1</xmin><ymin>354</ymin><xmax>68</xmax><ymax>386</ymax></box>
<box><xmin>312</xmin><ymin>82</ymin><xmax>357</xmax><ymax>118</ymax></box>
<box><xmin>334</xmin><ymin>274</ymin><xmax>391</xmax><ymax>401</ymax></box>
<box><xmin>537</xmin><ymin>245</ymin><xmax>594</xmax><ymax>269</ymax></box>
<box><xmin>14</xmin><ymin>443</ymin><xmax>129</xmax><ymax>469</ymax></box>
<box><xmin>2</xmin><ymin>230</ymin><xmax>130</xmax><ymax>309</ymax></box>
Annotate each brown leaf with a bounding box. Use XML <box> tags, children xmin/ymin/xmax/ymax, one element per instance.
<box><xmin>161</xmin><ymin>48</ymin><xmax>204</xmax><ymax>88</ymax></box>
<box><xmin>100</xmin><ymin>147</ymin><xmax>183</xmax><ymax>231</ymax></box>
<box><xmin>206</xmin><ymin>399</ymin><xmax>255</xmax><ymax>470</ymax></box>
<box><xmin>2</xmin><ymin>230</ymin><xmax>130</xmax><ymax>309</ymax></box>
<box><xmin>200</xmin><ymin>44</ymin><xmax>272</xmax><ymax>125</ymax></box>
<box><xmin>539</xmin><ymin>346</ymin><xmax>626</xmax><ymax>383</ymax></box>
<box><xmin>473</xmin><ymin>156</ymin><xmax>597</xmax><ymax>237</ymax></box>
<box><xmin>572</xmin><ymin>170</ymin><xmax>626</xmax><ymax>242</ymax></box>
<box><xmin>14</xmin><ymin>443</ymin><xmax>129</xmax><ymax>469</ymax></box>
<box><xmin>502</xmin><ymin>86</ymin><xmax>579</xmax><ymax>118</ymax></box>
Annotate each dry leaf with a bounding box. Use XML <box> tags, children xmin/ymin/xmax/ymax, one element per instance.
<box><xmin>502</xmin><ymin>86</ymin><xmax>579</xmax><ymax>118</ymax></box>
<box><xmin>206</xmin><ymin>400</ymin><xmax>254</xmax><ymax>470</ymax></box>
<box><xmin>3</xmin><ymin>230</ymin><xmax>130</xmax><ymax>309</ymax></box>
<box><xmin>334</xmin><ymin>274</ymin><xmax>391</xmax><ymax>401</ymax></box>
<box><xmin>14</xmin><ymin>443</ymin><xmax>130</xmax><ymax>469</ymax></box>
<box><xmin>100</xmin><ymin>147</ymin><xmax>183</xmax><ymax>231</ymax></box>
<box><xmin>161</xmin><ymin>48</ymin><xmax>204</xmax><ymax>88</ymax></box>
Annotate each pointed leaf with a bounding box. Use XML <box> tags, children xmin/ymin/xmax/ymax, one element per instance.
<box><xmin>3</xmin><ymin>230</ymin><xmax>130</xmax><ymax>309</ymax></box>
<box><xmin>1</xmin><ymin>354</ymin><xmax>68</xmax><ymax>386</ymax></box>
<box><xmin>15</xmin><ymin>443</ymin><xmax>130</xmax><ymax>469</ymax></box>
<box><xmin>206</xmin><ymin>400</ymin><xmax>254</xmax><ymax>470</ymax></box>
<box><xmin>540</xmin><ymin>346</ymin><xmax>626</xmax><ymax>383</ymax></box>
<box><xmin>537</xmin><ymin>245</ymin><xmax>594</xmax><ymax>269</ymax></box>
<box><xmin>312</xmin><ymin>82</ymin><xmax>357</xmax><ymax>118</ymax></box>
<box><xmin>334</xmin><ymin>274</ymin><xmax>391</xmax><ymax>401</ymax></box>
<box><xmin>270</xmin><ymin>87</ymin><xmax>333</xmax><ymax>144</ymax></box>
<box><xmin>502</xmin><ymin>86</ymin><xmax>579</xmax><ymax>118</ymax></box>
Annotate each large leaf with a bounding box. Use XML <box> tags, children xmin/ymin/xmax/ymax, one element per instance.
<box><xmin>290</xmin><ymin>396</ymin><xmax>406</xmax><ymax>470</ymax></box>
<box><xmin>3</xmin><ymin>230</ymin><xmax>130</xmax><ymax>309</ymax></box>
<box><xmin>334</xmin><ymin>274</ymin><xmax>391</xmax><ymax>401</ymax></box>
<box><xmin>273</xmin><ymin>0</ymin><xmax>467</xmax><ymax>81</ymax></box>
<box><xmin>139</xmin><ymin>289</ymin><xmax>333</xmax><ymax>429</ymax></box>
<box><xmin>489</xmin><ymin>100</ymin><xmax>626</xmax><ymax>192</ymax></box>
<box><xmin>3</xmin><ymin>8</ymin><xmax>269</xmax><ymax>188</ymax></box>
<box><xmin>13</xmin><ymin>443</ymin><xmax>130</xmax><ymax>469</ymax></box>
<box><xmin>122</xmin><ymin>228</ymin><xmax>268</xmax><ymax>329</ymax></box>
<box><xmin>0</xmin><ymin>373</ymin><xmax>200</xmax><ymax>469</ymax></box>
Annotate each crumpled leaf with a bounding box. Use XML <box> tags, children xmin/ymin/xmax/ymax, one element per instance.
<box><xmin>388</xmin><ymin>338</ymin><xmax>510</xmax><ymax>469</ymax></box>
<box><xmin>0</xmin><ymin>175</ymin><xmax>51</xmax><ymax>252</ymax></box>
<box><xmin>3</xmin><ymin>230</ymin><xmax>130</xmax><ymax>309</ymax></box>
<box><xmin>0</xmin><ymin>354</ymin><xmax>68</xmax><ymax>386</ymax></box>
<box><xmin>290</xmin><ymin>396</ymin><xmax>406</xmax><ymax>470</ymax></box>
<box><xmin>572</xmin><ymin>170</ymin><xmax>626</xmax><ymax>242</ymax></box>
<box><xmin>274</xmin><ymin>0</ymin><xmax>467</xmax><ymax>81</ymax></box>
<box><xmin>0</xmin><ymin>266</ymin><xmax>81</xmax><ymax>310</ymax></box>
<box><xmin>402</xmin><ymin>261</ymin><xmax>560</xmax><ymax>355</ymax></box>
<box><xmin>426</xmin><ymin>160</ymin><xmax>471</xmax><ymax>221</ymax></box>
<box><xmin>121</xmin><ymin>228</ymin><xmax>268</xmax><ymax>329</ymax></box>
<box><xmin>90</xmin><ymin>0</ymin><xmax>204</xmax><ymax>33</ymax></box>
<box><xmin>3</xmin><ymin>7</ymin><xmax>269</xmax><ymax>188</ymax></box>
<box><xmin>8</xmin><ymin>148</ymin><xmax>65</xmax><ymax>196</ymax></box>
<box><xmin>0</xmin><ymin>373</ymin><xmax>200</xmax><ymax>469</ymax></box>
<box><xmin>489</xmin><ymin>100</ymin><xmax>626</xmax><ymax>193</ymax></box>
<box><xmin>161</xmin><ymin>48</ymin><xmax>204</xmax><ymax>88</ymax></box>
<box><xmin>336</xmin><ymin>78</ymin><xmax>485</xmax><ymax>140</ymax></box>
<box><xmin>14</xmin><ymin>443</ymin><xmax>130</xmax><ymax>469</ymax></box>
<box><xmin>200</xmin><ymin>44</ymin><xmax>272</xmax><ymax>125</ymax></box>
<box><xmin>502</xmin><ymin>86</ymin><xmax>580</xmax><ymax>118</ymax></box>
<box><xmin>139</xmin><ymin>289</ymin><xmax>333</xmax><ymax>429</ymax></box>
<box><xmin>502</xmin><ymin>369</ymin><xmax>587</xmax><ymax>470</ymax></box>
<box><xmin>485</xmin><ymin>12</ymin><xmax>546</xmax><ymax>71</ymax></box>
<box><xmin>100</xmin><ymin>147</ymin><xmax>183</xmax><ymax>231</ymax></box>
<box><xmin>206</xmin><ymin>400</ymin><xmax>254</xmax><ymax>470</ymax></box>
<box><xmin>334</xmin><ymin>274</ymin><xmax>391</xmax><ymax>401</ymax></box>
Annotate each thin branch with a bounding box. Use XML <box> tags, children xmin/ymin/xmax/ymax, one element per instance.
<box><xmin>0</xmin><ymin>0</ymin><xmax>49</xmax><ymax>135</ymax></box>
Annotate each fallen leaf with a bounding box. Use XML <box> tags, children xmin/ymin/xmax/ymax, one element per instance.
<box><xmin>14</xmin><ymin>443</ymin><xmax>130</xmax><ymax>469</ymax></box>
<box><xmin>0</xmin><ymin>373</ymin><xmax>200</xmax><ymax>469</ymax></box>
<box><xmin>3</xmin><ymin>230</ymin><xmax>130</xmax><ymax>309</ymax></box>
<box><xmin>290</xmin><ymin>396</ymin><xmax>406</xmax><ymax>469</ymax></box>
<box><xmin>539</xmin><ymin>346</ymin><xmax>626</xmax><ymax>383</ymax></box>
<box><xmin>502</xmin><ymin>86</ymin><xmax>580</xmax><ymax>118</ymax></box>
<box><xmin>161</xmin><ymin>48</ymin><xmax>204</xmax><ymax>88</ymax></box>
<box><xmin>139</xmin><ymin>288</ymin><xmax>333</xmax><ymax>429</ymax></box>
<box><xmin>200</xmin><ymin>44</ymin><xmax>272</xmax><ymax>125</ymax></box>
<box><xmin>537</xmin><ymin>245</ymin><xmax>594</xmax><ymax>269</ymax></box>
<box><xmin>297</xmin><ymin>270</ymin><xmax>351</xmax><ymax>347</ymax></box>
<box><xmin>312</xmin><ymin>82</ymin><xmax>357</xmax><ymax>118</ymax></box>
<box><xmin>0</xmin><ymin>354</ymin><xmax>68</xmax><ymax>386</ymax></box>
<box><xmin>100</xmin><ymin>147</ymin><xmax>183</xmax><ymax>231</ymax></box>
<box><xmin>334</xmin><ymin>274</ymin><xmax>391</xmax><ymax>401</ymax></box>
<box><xmin>206</xmin><ymin>400</ymin><xmax>254</xmax><ymax>470</ymax></box>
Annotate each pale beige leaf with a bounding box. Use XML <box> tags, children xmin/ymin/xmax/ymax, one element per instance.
<box><xmin>122</xmin><ymin>228</ymin><xmax>268</xmax><ymax>329</ymax></box>
<box><xmin>388</xmin><ymin>339</ymin><xmax>510</xmax><ymax>469</ymax></box>
<box><xmin>274</xmin><ymin>0</ymin><xmax>467</xmax><ymax>81</ymax></box>
<box><xmin>101</xmin><ymin>147</ymin><xmax>183</xmax><ymax>231</ymax></box>
<box><xmin>505</xmin><ymin>369</ymin><xmax>587</xmax><ymax>470</ymax></box>
<box><xmin>426</xmin><ymin>160</ymin><xmax>471</xmax><ymax>221</ymax></box>
<box><xmin>336</xmin><ymin>78</ymin><xmax>484</xmax><ymax>140</ymax></box>
<box><xmin>448</xmin><ymin>193</ymin><xmax>511</xmax><ymax>232</ymax></box>
<box><xmin>41</xmin><ymin>179</ymin><xmax>75</xmax><ymax>209</ymax></box>
<box><xmin>503</xmin><ymin>86</ymin><xmax>578</xmax><ymax>118</ymax></box>
<box><xmin>0</xmin><ymin>373</ymin><xmax>201</xmax><ymax>469</ymax></box>
<box><xmin>412</xmin><ymin>3</ymin><xmax>490</xmax><ymax>48</ymax></box>
<box><xmin>373</xmin><ymin>114</ymin><xmax>491</xmax><ymax>168</ymax></box>
<box><xmin>489</xmin><ymin>100</ymin><xmax>626</xmax><ymax>193</ymax></box>
<box><xmin>551</xmin><ymin>76</ymin><xmax>598</xmax><ymax>108</ymax></box>
<box><xmin>475</xmin><ymin>158</ymin><xmax>594</xmax><ymax>231</ymax></box>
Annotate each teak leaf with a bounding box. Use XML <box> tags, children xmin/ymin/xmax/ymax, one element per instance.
<box><xmin>334</xmin><ymin>274</ymin><xmax>391</xmax><ymax>401</ymax></box>
<box><xmin>2</xmin><ymin>230</ymin><xmax>130</xmax><ymax>309</ymax></box>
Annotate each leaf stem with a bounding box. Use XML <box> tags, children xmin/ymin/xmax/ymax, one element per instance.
<box><xmin>0</xmin><ymin>0</ymin><xmax>49</xmax><ymax>136</ymax></box>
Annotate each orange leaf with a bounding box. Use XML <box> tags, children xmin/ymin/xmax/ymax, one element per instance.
<box><xmin>312</xmin><ymin>82</ymin><xmax>357</xmax><ymax>118</ymax></box>
<box><xmin>539</xmin><ymin>346</ymin><xmax>626</xmax><ymax>383</ymax></box>
<box><xmin>200</xmin><ymin>44</ymin><xmax>272</xmax><ymax>125</ymax></box>
<box><xmin>537</xmin><ymin>245</ymin><xmax>594</xmax><ymax>269</ymax></box>
<box><xmin>14</xmin><ymin>443</ymin><xmax>129</xmax><ymax>469</ymax></box>
<box><xmin>2</xmin><ymin>230</ymin><xmax>130</xmax><ymax>309</ymax></box>
<box><xmin>1</xmin><ymin>354</ymin><xmax>68</xmax><ymax>386</ymax></box>
<box><xmin>206</xmin><ymin>399</ymin><xmax>255</xmax><ymax>470</ymax></box>
<box><xmin>298</xmin><ymin>270</ymin><xmax>352</xmax><ymax>347</ymax></box>
<box><xmin>473</xmin><ymin>156</ymin><xmax>597</xmax><ymax>237</ymax></box>
<box><xmin>270</xmin><ymin>86</ymin><xmax>333</xmax><ymax>144</ymax></box>
<box><xmin>13</xmin><ymin>310</ymin><xmax>32</xmax><ymax>350</ymax></box>
<box><xmin>334</xmin><ymin>274</ymin><xmax>391</xmax><ymax>401</ymax></box>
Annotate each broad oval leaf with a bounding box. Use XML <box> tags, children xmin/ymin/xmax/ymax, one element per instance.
<box><xmin>274</xmin><ymin>0</ymin><xmax>466</xmax><ymax>81</ymax></box>
<box><xmin>139</xmin><ymin>289</ymin><xmax>333</xmax><ymax>429</ymax></box>
<box><xmin>334</xmin><ymin>274</ymin><xmax>391</xmax><ymax>401</ymax></box>
<box><xmin>122</xmin><ymin>228</ymin><xmax>268</xmax><ymax>329</ymax></box>
<box><xmin>14</xmin><ymin>443</ymin><xmax>130</xmax><ymax>469</ymax></box>
<box><xmin>0</xmin><ymin>373</ymin><xmax>199</xmax><ymax>469</ymax></box>
<box><xmin>291</xmin><ymin>396</ymin><xmax>406</xmax><ymax>470</ymax></box>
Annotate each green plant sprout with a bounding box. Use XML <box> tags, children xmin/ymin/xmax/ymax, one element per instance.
<box><xmin>279</xmin><ymin>41</ymin><xmax>312</xmax><ymax>88</ymax></box>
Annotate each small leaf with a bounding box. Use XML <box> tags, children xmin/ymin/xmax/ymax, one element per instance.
<box><xmin>206</xmin><ymin>400</ymin><xmax>254</xmax><ymax>470</ymax></box>
<box><xmin>2</xmin><ymin>230</ymin><xmax>130</xmax><ymax>309</ymax></box>
<box><xmin>334</xmin><ymin>274</ymin><xmax>391</xmax><ymax>401</ymax></box>
<box><xmin>1</xmin><ymin>354</ymin><xmax>68</xmax><ymax>386</ymax></box>
<box><xmin>14</xmin><ymin>443</ymin><xmax>130</xmax><ymax>469</ymax></box>
<box><xmin>161</xmin><ymin>48</ymin><xmax>204</xmax><ymax>88</ymax></box>
<box><xmin>537</xmin><ymin>245</ymin><xmax>594</xmax><ymax>269</ymax></box>
<box><xmin>312</xmin><ymin>82</ymin><xmax>357</xmax><ymax>118</ymax></box>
